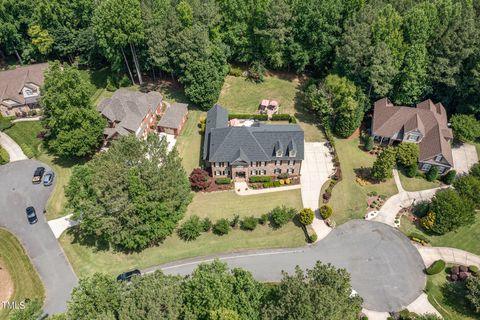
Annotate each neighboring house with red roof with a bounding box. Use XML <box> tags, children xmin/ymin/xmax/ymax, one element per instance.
<box><xmin>97</xmin><ymin>89</ymin><xmax>163</xmax><ymax>144</ymax></box>
<box><xmin>0</xmin><ymin>63</ymin><xmax>49</xmax><ymax>117</ymax></box>
<box><xmin>372</xmin><ymin>98</ymin><xmax>454</xmax><ymax>174</ymax></box>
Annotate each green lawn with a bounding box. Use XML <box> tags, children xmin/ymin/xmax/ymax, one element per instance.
<box><xmin>176</xmin><ymin>110</ymin><xmax>204</xmax><ymax>173</ymax></box>
<box><xmin>425</xmin><ymin>266</ymin><xmax>478</xmax><ymax>320</ymax></box>
<box><xmin>400</xmin><ymin>216</ymin><xmax>480</xmax><ymax>255</ymax></box>
<box><xmin>187</xmin><ymin>189</ymin><xmax>303</xmax><ymax>220</ymax></box>
<box><xmin>0</xmin><ymin>229</ymin><xmax>44</xmax><ymax>320</ymax></box>
<box><xmin>328</xmin><ymin>138</ymin><xmax>398</xmax><ymax>224</ymax></box>
<box><xmin>218</xmin><ymin>74</ymin><xmax>299</xmax><ymax>114</ymax></box>
<box><xmin>4</xmin><ymin>121</ymin><xmax>43</xmax><ymax>157</ymax></box>
<box><xmin>398</xmin><ymin>170</ymin><xmax>442</xmax><ymax>192</ymax></box>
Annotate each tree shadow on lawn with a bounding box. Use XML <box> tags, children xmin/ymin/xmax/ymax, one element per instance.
<box><xmin>441</xmin><ymin>279</ymin><xmax>478</xmax><ymax>317</ymax></box>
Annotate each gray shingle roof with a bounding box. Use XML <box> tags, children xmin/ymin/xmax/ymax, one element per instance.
<box><xmin>97</xmin><ymin>89</ymin><xmax>162</xmax><ymax>137</ymax></box>
<box><xmin>158</xmin><ymin>103</ymin><xmax>188</xmax><ymax>129</ymax></box>
<box><xmin>203</xmin><ymin>105</ymin><xmax>304</xmax><ymax>162</ymax></box>
<box><xmin>203</xmin><ymin>104</ymin><xmax>229</xmax><ymax>160</ymax></box>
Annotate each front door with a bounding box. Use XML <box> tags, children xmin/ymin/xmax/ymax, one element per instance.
<box><xmin>235</xmin><ymin>171</ymin><xmax>246</xmax><ymax>179</ymax></box>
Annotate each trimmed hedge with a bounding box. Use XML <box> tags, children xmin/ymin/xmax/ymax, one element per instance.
<box><xmin>426</xmin><ymin>260</ymin><xmax>446</xmax><ymax>275</ymax></box>
<box><xmin>408</xmin><ymin>232</ymin><xmax>430</xmax><ymax>245</ymax></box>
<box><xmin>215</xmin><ymin>177</ymin><xmax>231</xmax><ymax>185</ymax></box>
<box><xmin>250</xmin><ymin>176</ymin><xmax>272</xmax><ymax>183</ymax></box>
<box><xmin>229</xmin><ymin>114</ymin><xmax>268</xmax><ymax>121</ymax></box>
<box><xmin>240</xmin><ymin>216</ymin><xmax>258</xmax><ymax>231</ymax></box>
<box><xmin>319</xmin><ymin>205</ymin><xmax>333</xmax><ymax>219</ymax></box>
<box><xmin>270</xmin><ymin>114</ymin><xmax>291</xmax><ymax>121</ymax></box>
<box><xmin>213</xmin><ymin>219</ymin><xmax>230</xmax><ymax>235</ymax></box>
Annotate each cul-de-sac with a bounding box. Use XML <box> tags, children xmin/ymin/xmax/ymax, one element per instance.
<box><xmin>1</xmin><ymin>1</ymin><xmax>480</xmax><ymax>320</ymax></box>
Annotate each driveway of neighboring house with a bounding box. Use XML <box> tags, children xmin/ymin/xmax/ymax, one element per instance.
<box><xmin>0</xmin><ymin>132</ymin><xmax>27</xmax><ymax>161</ymax></box>
<box><xmin>149</xmin><ymin>220</ymin><xmax>425</xmax><ymax>313</ymax></box>
<box><xmin>452</xmin><ymin>143</ymin><xmax>479</xmax><ymax>174</ymax></box>
<box><xmin>0</xmin><ymin>160</ymin><xmax>77</xmax><ymax>315</ymax></box>
<box><xmin>300</xmin><ymin>142</ymin><xmax>335</xmax><ymax>240</ymax></box>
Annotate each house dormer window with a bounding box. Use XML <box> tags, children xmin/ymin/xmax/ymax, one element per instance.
<box><xmin>434</xmin><ymin>155</ymin><xmax>442</xmax><ymax>162</ymax></box>
<box><xmin>276</xmin><ymin>149</ymin><xmax>283</xmax><ymax>157</ymax></box>
<box><xmin>289</xmin><ymin>150</ymin><xmax>296</xmax><ymax>157</ymax></box>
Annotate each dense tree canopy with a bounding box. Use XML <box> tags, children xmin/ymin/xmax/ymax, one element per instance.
<box><xmin>66</xmin><ymin>261</ymin><xmax>361</xmax><ymax>320</ymax></box>
<box><xmin>65</xmin><ymin>134</ymin><xmax>192</xmax><ymax>250</ymax></box>
<box><xmin>41</xmin><ymin>62</ymin><xmax>106</xmax><ymax>157</ymax></box>
<box><xmin>429</xmin><ymin>189</ymin><xmax>475</xmax><ymax>235</ymax></box>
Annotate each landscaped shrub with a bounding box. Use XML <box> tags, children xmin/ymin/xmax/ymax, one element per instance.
<box><xmin>413</xmin><ymin>200</ymin><xmax>430</xmax><ymax>218</ymax></box>
<box><xmin>230</xmin><ymin>214</ymin><xmax>240</xmax><ymax>228</ymax></box>
<box><xmin>0</xmin><ymin>147</ymin><xmax>9</xmax><ymax>164</ymax></box>
<box><xmin>471</xmin><ymin>163</ymin><xmax>480</xmax><ymax>178</ymax></box>
<box><xmin>0</xmin><ymin>115</ymin><xmax>13</xmax><ymax>131</ymax></box>
<box><xmin>426</xmin><ymin>260</ymin><xmax>446</xmax><ymax>275</ymax></box>
<box><xmin>273</xmin><ymin>180</ymin><xmax>281</xmax><ymax>187</ymax></box>
<box><xmin>298</xmin><ymin>208</ymin><xmax>314</xmax><ymax>225</ymax></box>
<box><xmin>271</xmin><ymin>114</ymin><xmax>291</xmax><ymax>121</ymax></box>
<box><xmin>309</xmin><ymin>233</ymin><xmax>318</xmax><ymax>243</ymax></box>
<box><xmin>396</xmin><ymin>142</ymin><xmax>419</xmax><ymax>167</ymax></box>
<box><xmin>426</xmin><ymin>166</ymin><xmax>439</xmax><ymax>182</ymax></box>
<box><xmin>247</xmin><ymin>61</ymin><xmax>266</xmax><ymax>83</ymax></box>
<box><xmin>405</xmin><ymin>164</ymin><xmax>418</xmax><ymax>178</ymax></box>
<box><xmin>469</xmin><ymin>266</ymin><xmax>479</xmax><ymax>273</ymax></box>
<box><xmin>270</xmin><ymin>206</ymin><xmax>296</xmax><ymax>228</ymax></box>
<box><xmin>177</xmin><ymin>215</ymin><xmax>203</xmax><ymax>241</ymax></box>
<box><xmin>263</xmin><ymin>182</ymin><xmax>274</xmax><ymax>188</ymax></box>
<box><xmin>285</xmin><ymin>178</ymin><xmax>291</xmax><ymax>184</ymax></box>
<box><xmin>259</xmin><ymin>213</ymin><xmax>269</xmax><ymax>225</ymax></box>
<box><xmin>323</xmin><ymin>192</ymin><xmax>331</xmax><ymax>201</ymax></box>
<box><xmin>189</xmin><ymin>168</ymin><xmax>211</xmax><ymax>191</ymax></box>
<box><xmin>215</xmin><ymin>177</ymin><xmax>231</xmax><ymax>185</ymax></box>
<box><xmin>442</xmin><ymin>169</ymin><xmax>456</xmax><ymax>185</ymax></box>
<box><xmin>420</xmin><ymin>211</ymin><xmax>435</xmax><ymax>231</ymax></box>
<box><xmin>240</xmin><ymin>216</ymin><xmax>258</xmax><ymax>231</ymax></box>
<box><xmin>228</xmin><ymin>66</ymin><xmax>243</xmax><ymax>77</ymax></box>
<box><xmin>319</xmin><ymin>205</ymin><xmax>333</xmax><ymax>219</ymax></box>
<box><xmin>364</xmin><ymin>136</ymin><xmax>374</xmax><ymax>152</ymax></box>
<box><xmin>228</xmin><ymin>114</ymin><xmax>268</xmax><ymax>121</ymax></box>
<box><xmin>213</xmin><ymin>219</ymin><xmax>230</xmax><ymax>235</ymax></box>
<box><xmin>277</xmin><ymin>173</ymin><xmax>289</xmax><ymax>179</ymax></box>
<box><xmin>202</xmin><ymin>217</ymin><xmax>212</xmax><ymax>232</ymax></box>
<box><xmin>21</xmin><ymin>143</ymin><xmax>34</xmax><ymax>158</ymax></box>
<box><xmin>408</xmin><ymin>232</ymin><xmax>430</xmax><ymax>245</ymax></box>
<box><xmin>249</xmin><ymin>176</ymin><xmax>272</xmax><ymax>183</ymax></box>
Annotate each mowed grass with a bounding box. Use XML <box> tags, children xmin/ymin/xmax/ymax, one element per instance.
<box><xmin>400</xmin><ymin>216</ymin><xmax>480</xmax><ymax>255</ymax></box>
<box><xmin>0</xmin><ymin>229</ymin><xmax>44</xmax><ymax>320</ymax></box>
<box><xmin>4</xmin><ymin>121</ymin><xmax>43</xmax><ymax>157</ymax></box>
<box><xmin>187</xmin><ymin>189</ymin><xmax>303</xmax><ymax>220</ymax></box>
<box><xmin>426</xmin><ymin>266</ymin><xmax>478</xmax><ymax>320</ymax></box>
<box><xmin>218</xmin><ymin>75</ymin><xmax>299</xmax><ymax>114</ymax></box>
<box><xmin>398</xmin><ymin>170</ymin><xmax>442</xmax><ymax>192</ymax></box>
<box><xmin>329</xmin><ymin>138</ymin><xmax>398</xmax><ymax>224</ymax></box>
<box><xmin>176</xmin><ymin>110</ymin><xmax>204</xmax><ymax>173</ymax></box>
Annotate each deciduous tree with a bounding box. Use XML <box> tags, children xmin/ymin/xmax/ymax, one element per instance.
<box><xmin>430</xmin><ymin>189</ymin><xmax>475</xmax><ymax>234</ymax></box>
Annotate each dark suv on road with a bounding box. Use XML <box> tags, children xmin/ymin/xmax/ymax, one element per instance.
<box><xmin>32</xmin><ymin>167</ymin><xmax>45</xmax><ymax>184</ymax></box>
<box><xmin>116</xmin><ymin>269</ymin><xmax>141</xmax><ymax>281</ymax></box>
<box><xmin>26</xmin><ymin>207</ymin><xmax>38</xmax><ymax>224</ymax></box>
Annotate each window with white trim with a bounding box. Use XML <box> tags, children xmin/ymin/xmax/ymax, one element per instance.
<box><xmin>434</xmin><ymin>155</ymin><xmax>442</xmax><ymax>162</ymax></box>
<box><xmin>421</xmin><ymin>163</ymin><xmax>432</xmax><ymax>171</ymax></box>
<box><xmin>438</xmin><ymin>166</ymin><xmax>446</xmax><ymax>174</ymax></box>
<box><xmin>274</xmin><ymin>168</ymin><xmax>281</xmax><ymax>174</ymax></box>
<box><xmin>287</xmin><ymin>168</ymin><xmax>294</xmax><ymax>174</ymax></box>
<box><xmin>288</xmin><ymin>160</ymin><xmax>295</xmax><ymax>166</ymax></box>
<box><xmin>275</xmin><ymin>160</ymin><xmax>281</xmax><ymax>165</ymax></box>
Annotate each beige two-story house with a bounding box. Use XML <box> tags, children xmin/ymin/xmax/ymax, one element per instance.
<box><xmin>0</xmin><ymin>63</ymin><xmax>48</xmax><ymax>117</ymax></box>
<box><xmin>372</xmin><ymin>98</ymin><xmax>454</xmax><ymax>173</ymax></box>
<box><xmin>203</xmin><ymin>104</ymin><xmax>304</xmax><ymax>180</ymax></box>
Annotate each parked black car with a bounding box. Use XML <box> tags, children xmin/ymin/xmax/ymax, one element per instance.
<box><xmin>32</xmin><ymin>167</ymin><xmax>45</xmax><ymax>184</ymax></box>
<box><xmin>43</xmin><ymin>171</ymin><xmax>55</xmax><ymax>186</ymax></box>
<box><xmin>116</xmin><ymin>269</ymin><xmax>141</xmax><ymax>281</ymax></box>
<box><xmin>26</xmin><ymin>207</ymin><xmax>38</xmax><ymax>224</ymax></box>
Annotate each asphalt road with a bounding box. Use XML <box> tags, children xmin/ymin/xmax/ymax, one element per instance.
<box><xmin>153</xmin><ymin>220</ymin><xmax>426</xmax><ymax>312</ymax></box>
<box><xmin>0</xmin><ymin>160</ymin><xmax>77</xmax><ymax>315</ymax></box>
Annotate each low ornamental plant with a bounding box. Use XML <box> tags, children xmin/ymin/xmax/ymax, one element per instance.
<box><xmin>215</xmin><ymin>177</ymin><xmax>231</xmax><ymax>185</ymax></box>
<box><xmin>298</xmin><ymin>208</ymin><xmax>314</xmax><ymax>225</ymax></box>
<box><xmin>405</xmin><ymin>164</ymin><xmax>418</xmax><ymax>178</ymax></box>
<box><xmin>258</xmin><ymin>213</ymin><xmax>269</xmax><ymax>225</ymax></box>
<box><xmin>270</xmin><ymin>206</ymin><xmax>296</xmax><ymax>228</ymax></box>
<box><xmin>309</xmin><ymin>233</ymin><xmax>318</xmax><ymax>243</ymax></box>
<box><xmin>319</xmin><ymin>205</ymin><xmax>333</xmax><ymax>219</ymax></box>
<box><xmin>426</xmin><ymin>166</ymin><xmax>439</xmax><ymax>182</ymax></box>
<box><xmin>177</xmin><ymin>215</ymin><xmax>203</xmax><ymax>241</ymax></box>
<box><xmin>249</xmin><ymin>176</ymin><xmax>272</xmax><ymax>183</ymax></box>
<box><xmin>202</xmin><ymin>217</ymin><xmax>213</xmax><ymax>232</ymax></box>
<box><xmin>442</xmin><ymin>169</ymin><xmax>456</xmax><ymax>185</ymax></box>
<box><xmin>230</xmin><ymin>214</ymin><xmax>240</xmax><ymax>228</ymax></box>
<box><xmin>426</xmin><ymin>260</ymin><xmax>446</xmax><ymax>275</ymax></box>
<box><xmin>240</xmin><ymin>216</ymin><xmax>258</xmax><ymax>231</ymax></box>
<box><xmin>213</xmin><ymin>219</ymin><xmax>230</xmax><ymax>235</ymax></box>
<box><xmin>189</xmin><ymin>168</ymin><xmax>211</xmax><ymax>191</ymax></box>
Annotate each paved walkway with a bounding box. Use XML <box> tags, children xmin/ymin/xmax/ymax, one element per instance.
<box><xmin>48</xmin><ymin>214</ymin><xmax>79</xmax><ymax>239</ymax></box>
<box><xmin>416</xmin><ymin>246</ymin><xmax>480</xmax><ymax>268</ymax></box>
<box><xmin>300</xmin><ymin>142</ymin><xmax>335</xmax><ymax>240</ymax></box>
<box><xmin>12</xmin><ymin>116</ymin><xmax>41</xmax><ymax>123</ymax></box>
<box><xmin>452</xmin><ymin>143</ymin><xmax>479</xmax><ymax>174</ymax></box>
<box><xmin>234</xmin><ymin>181</ymin><xmax>300</xmax><ymax>195</ymax></box>
<box><xmin>406</xmin><ymin>293</ymin><xmax>442</xmax><ymax>317</ymax></box>
<box><xmin>0</xmin><ymin>132</ymin><xmax>27</xmax><ymax>161</ymax></box>
<box><xmin>371</xmin><ymin>169</ymin><xmax>446</xmax><ymax>227</ymax></box>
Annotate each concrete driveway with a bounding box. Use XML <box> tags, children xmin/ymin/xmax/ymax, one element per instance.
<box><xmin>152</xmin><ymin>220</ymin><xmax>425</xmax><ymax>312</ymax></box>
<box><xmin>0</xmin><ymin>160</ymin><xmax>77</xmax><ymax>315</ymax></box>
<box><xmin>0</xmin><ymin>132</ymin><xmax>27</xmax><ymax>161</ymax></box>
<box><xmin>452</xmin><ymin>144</ymin><xmax>478</xmax><ymax>174</ymax></box>
<box><xmin>301</xmin><ymin>142</ymin><xmax>335</xmax><ymax>239</ymax></box>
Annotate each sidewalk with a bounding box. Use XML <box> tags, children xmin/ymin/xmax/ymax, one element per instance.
<box><xmin>234</xmin><ymin>181</ymin><xmax>300</xmax><ymax>196</ymax></box>
<box><xmin>416</xmin><ymin>245</ymin><xmax>480</xmax><ymax>268</ymax></box>
<box><xmin>0</xmin><ymin>132</ymin><xmax>27</xmax><ymax>161</ymax></box>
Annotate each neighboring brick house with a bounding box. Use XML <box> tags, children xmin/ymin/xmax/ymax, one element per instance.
<box><xmin>0</xmin><ymin>63</ymin><xmax>49</xmax><ymax>117</ymax></box>
<box><xmin>203</xmin><ymin>104</ymin><xmax>304</xmax><ymax>180</ymax></box>
<box><xmin>97</xmin><ymin>89</ymin><xmax>163</xmax><ymax>144</ymax></box>
<box><xmin>158</xmin><ymin>102</ymin><xmax>188</xmax><ymax>136</ymax></box>
<box><xmin>372</xmin><ymin>98</ymin><xmax>454</xmax><ymax>173</ymax></box>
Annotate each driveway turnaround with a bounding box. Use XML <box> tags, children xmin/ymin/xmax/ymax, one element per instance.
<box><xmin>151</xmin><ymin>220</ymin><xmax>425</xmax><ymax>312</ymax></box>
<box><xmin>0</xmin><ymin>160</ymin><xmax>77</xmax><ymax>315</ymax></box>
<box><xmin>452</xmin><ymin>144</ymin><xmax>479</xmax><ymax>174</ymax></box>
